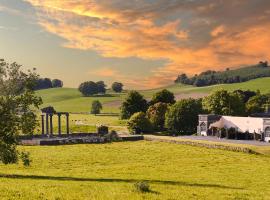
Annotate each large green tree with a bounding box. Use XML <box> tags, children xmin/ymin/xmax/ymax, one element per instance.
<box><xmin>120</xmin><ymin>91</ymin><xmax>148</xmax><ymax>119</ymax></box>
<box><xmin>146</xmin><ymin>102</ymin><xmax>168</xmax><ymax>131</ymax></box>
<box><xmin>165</xmin><ymin>98</ymin><xmax>202</xmax><ymax>135</ymax></box>
<box><xmin>202</xmin><ymin>89</ymin><xmax>246</xmax><ymax>116</ymax></box>
<box><xmin>0</xmin><ymin>59</ymin><xmax>42</xmax><ymax>164</ymax></box>
<box><xmin>111</xmin><ymin>82</ymin><xmax>123</xmax><ymax>93</ymax></box>
<box><xmin>151</xmin><ymin>89</ymin><xmax>175</xmax><ymax>105</ymax></box>
<box><xmin>127</xmin><ymin>112</ymin><xmax>152</xmax><ymax>134</ymax></box>
<box><xmin>246</xmin><ymin>94</ymin><xmax>270</xmax><ymax>115</ymax></box>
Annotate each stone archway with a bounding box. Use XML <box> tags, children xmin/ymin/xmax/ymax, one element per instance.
<box><xmin>265</xmin><ymin>127</ymin><xmax>270</xmax><ymax>137</ymax></box>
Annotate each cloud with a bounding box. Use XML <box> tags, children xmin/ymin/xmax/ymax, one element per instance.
<box><xmin>89</xmin><ymin>68</ymin><xmax>118</xmax><ymax>77</ymax></box>
<box><xmin>25</xmin><ymin>0</ymin><xmax>270</xmax><ymax>89</ymax></box>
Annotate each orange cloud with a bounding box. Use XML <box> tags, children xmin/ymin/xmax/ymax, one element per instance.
<box><xmin>25</xmin><ymin>0</ymin><xmax>270</xmax><ymax>89</ymax></box>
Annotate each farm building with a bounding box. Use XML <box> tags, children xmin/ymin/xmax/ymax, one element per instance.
<box><xmin>197</xmin><ymin>114</ymin><xmax>270</xmax><ymax>142</ymax></box>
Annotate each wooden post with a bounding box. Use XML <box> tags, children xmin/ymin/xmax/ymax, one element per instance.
<box><xmin>50</xmin><ymin>114</ymin><xmax>53</xmax><ymax>136</ymax></box>
<box><xmin>66</xmin><ymin>113</ymin><xmax>70</xmax><ymax>135</ymax></box>
<box><xmin>58</xmin><ymin>113</ymin><xmax>61</xmax><ymax>136</ymax></box>
<box><xmin>46</xmin><ymin>114</ymin><xmax>49</xmax><ymax>135</ymax></box>
<box><xmin>41</xmin><ymin>114</ymin><xmax>45</xmax><ymax>135</ymax></box>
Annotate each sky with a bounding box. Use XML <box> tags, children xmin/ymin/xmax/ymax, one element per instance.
<box><xmin>0</xmin><ymin>0</ymin><xmax>270</xmax><ymax>89</ymax></box>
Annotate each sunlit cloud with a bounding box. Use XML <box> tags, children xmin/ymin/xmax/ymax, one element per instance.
<box><xmin>24</xmin><ymin>0</ymin><xmax>270</xmax><ymax>89</ymax></box>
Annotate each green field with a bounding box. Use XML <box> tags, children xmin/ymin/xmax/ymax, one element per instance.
<box><xmin>0</xmin><ymin>141</ymin><xmax>269</xmax><ymax>199</ymax></box>
<box><xmin>37</xmin><ymin>77</ymin><xmax>270</xmax><ymax>113</ymax></box>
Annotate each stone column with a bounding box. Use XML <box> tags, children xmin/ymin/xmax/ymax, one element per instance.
<box><xmin>58</xmin><ymin>113</ymin><xmax>61</xmax><ymax>136</ymax></box>
<box><xmin>49</xmin><ymin>114</ymin><xmax>53</xmax><ymax>136</ymax></box>
<box><xmin>46</xmin><ymin>113</ymin><xmax>49</xmax><ymax>135</ymax></box>
<box><xmin>41</xmin><ymin>114</ymin><xmax>45</xmax><ymax>135</ymax></box>
<box><xmin>66</xmin><ymin>113</ymin><xmax>70</xmax><ymax>135</ymax></box>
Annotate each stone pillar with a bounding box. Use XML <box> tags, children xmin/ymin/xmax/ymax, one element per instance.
<box><xmin>41</xmin><ymin>114</ymin><xmax>45</xmax><ymax>135</ymax></box>
<box><xmin>58</xmin><ymin>113</ymin><xmax>61</xmax><ymax>136</ymax></box>
<box><xmin>46</xmin><ymin>113</ymin><xmax>49</xmax><ymax>135</ymax></box>
<box><xmin>66</xmin><ymin>113</ymin><xmax>70</xmax><ymax>135</ymax></box>
<box><xmin>49</xmin><ymin>114</ymin><xmax>53</xmax><ymax>136</ymax></box>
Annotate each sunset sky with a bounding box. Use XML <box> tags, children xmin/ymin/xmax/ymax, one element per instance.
<box><xmin>0</xmin><ymin>0</ymin><xmax>270</xmax><ymax>89</ymax></box>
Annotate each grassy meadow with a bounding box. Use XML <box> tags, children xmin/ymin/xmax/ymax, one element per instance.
<box><xmin>37</xmin><ymin>77</ymin><xmax>270</xmax><ymax>113</ymax></box>
<box><xmin>0</xmin><ymin>141</ymin><xmax>270</xmax><ymax>199</ymax></box>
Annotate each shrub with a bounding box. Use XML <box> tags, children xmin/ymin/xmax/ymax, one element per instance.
<box><xmin>120</xmin><ymin>91</ymin><xmax>148</xmax><ymax>119</ymax></box>
<box><xmin>20</xmin><ymin>151</ymin><xmax>31</xmax><ymax>167</ymax></box>
<box><xmin>146</xmin><ymin>102</ymin><xmax>168</xmax><ymax>131</ymax></box>
<box><xmin>127</xmin><ymin>112</ymin><xmax>152</xmax><ymax>134</ymax></box>
<box><xmin>52</xmin><ymin>79</ymin><xmax>63</xmax><ymax>88</ymax></box>
<box><xmin>134</xmin><ymin>181</ymin><xmax>150</xmax><ymax>193</ymax></box>
<box><xmin>97</xmin><ymin>125</ymin><xmax>109</xmax><ymax>135</ymax></box>
<box><xmin>165</xmin><ymin>98</ymin><xmax>202</xmax><ymax>135</ymax></box>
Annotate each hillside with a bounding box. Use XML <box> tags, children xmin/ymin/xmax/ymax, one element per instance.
<box><xmin>175</xmin><ymin>62</ymin><xmax>270</xmax><ymax>87</ymax></box>
<box><xmin>36</xmin><ymin>77</ymin><xmax>270</xmax><ymax>113</ymax></box>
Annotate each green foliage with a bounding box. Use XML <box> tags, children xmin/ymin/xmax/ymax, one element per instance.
<box><xmin>202</xmin><ymin>89</ymin><xmax>246</xmax><ymax>116</ymax></box>
<box><xmin>146</xmin><ymin>102</ymin><xmax>168</xmax><ymax>131</ymax></box>
<box><xmin>120</xmin><ymin>91</ymin><xmax>148</xmax><ymax>119</ymax></box>
<box><xmin>51</xmin><ymin>79</ymin><xmax>63</xmax><ymax>88</ymax></box>
<box><xmin>78</xmin><ymin>81</ymin><xmax>106</xmax><ymax>96</ymax></box>
<box><xmin>20</xmin><ymin>151</ymin><xmax>31</xmax><ymax>167</ymax></box>
<box><xmin>151</xmin><ymin>89</ymin><xmax>175</xmax><ymax>105</ymax></box>
<box><xmin>91</xmin><ymin>100</ymin><xmax>103</xmax><ymax>114</ymax></box>
<box><xmin>246</xmin><ymin>94</ymin><xmax>270</xmax><ymax>115</ymax></box>
<box><xmin>0</xmin><ymin>59</ymin><xmax>42</xmax><ymax>164</ymax></box>
<box><xmin>165</xmin><ymin>99</ymin><xmax>202</xmax><ymax>135</ymax></box>
<box><xmin>134</xmin><ymin>181</ymin><xmax>150</xmax><ymax>193</ymax></box>
<box><xmin>111</xmin><ymin>82</ymin><xmax>123</xmax><ymax>93</ymax></box>
<box><xmin>175</xmin><ymin>62</ymin><xmax>270</xmax><ymax>87</ymax></box>
<box><xmin>127</xmin><ymin>112</ymin><xmax>152</xmax><ymax>134</ymax></box>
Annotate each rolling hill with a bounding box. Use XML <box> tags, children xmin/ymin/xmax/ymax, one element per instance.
<box><xmin>36</xmin><ymin>77</ymin><xmax>270</xmax><ymax>113</ymax></box>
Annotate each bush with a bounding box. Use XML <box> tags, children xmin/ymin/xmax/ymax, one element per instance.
<box><xmin>134</xmin><ymin>181</ymin><xmax>150</xmax><ymax>193</ymax></box>
<box><xmin>146</xmin><ymin>102</ymin><xmax>168</xmax><ymax>131</ymax></box>
<box><xmin>165</xmin><ymin>99</ymin><xmax>202</xmax><ymax>135</ymax></box>
<box><xmin>97</xmin><ymin>125</ymin><xmax>109</xmax><ymax>135</ymax></box>
<box><xmin>20</xmin><ymin>151</ymin><xmax>31</xmax><ymax>167</ymax></box>
<box><xmin>120</xmin><ymin>91</ymin><xmax>148</xmax><ymax>119</ymax></box>
<box><xmin>52</xmin><ymin>79</ymin><xmax>63</xmax><ymax>88</ymax></box>
<box><xmin>127</xmin><ymin>112</ymin><xmax>152</xmax><ymax>134</ymax></box>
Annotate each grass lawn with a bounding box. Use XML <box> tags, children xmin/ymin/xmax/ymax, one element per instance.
<box><xmin>36</xmin><ymin>77</ymin><xmax>270</xmax><ymax>113</ymax></box>
<box><xmin>0</xmin><ymin>141</ymin><xmax>270</xmax><ymax>199</ymax></box>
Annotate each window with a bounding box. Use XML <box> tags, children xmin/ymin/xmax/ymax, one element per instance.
<box><xmin>265</xmin><ymin>127</ymin><xmax>270</xmax><ymax>137</ymax></box>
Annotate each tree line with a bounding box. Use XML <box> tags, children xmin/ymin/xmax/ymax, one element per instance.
<box><xmin>123</xmin><ymin>88</ymin><xmax>270</xmax><ymax>135</ymax></box>
<box><xmin>78</xmin><ymin>81</ymin><xmax>124</xmax><ymax>96</ymax></box>
<box><xmin>175</xmin><ymin>61</ymin><xmax>270</xmax><ymax>87</ymax></box>
<box><xmin>34</xmin><ymin>78</ymin><xmax>63</xmax><ymax>90</ymax></box>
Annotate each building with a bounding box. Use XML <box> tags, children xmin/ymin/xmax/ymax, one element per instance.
<box><xmin>197</xmin><ymin>114</ymin><xmax>270</xmax><ymax>142</ymax></box>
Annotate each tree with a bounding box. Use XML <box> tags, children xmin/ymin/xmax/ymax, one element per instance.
<box><xmin>146</xmin><ymin>102</ymin><xmax>168</xmax><ymax>131</ymax></box>
<box><xmin>127</xmin><ymin>112</ymin><xmax>152</xmax><ymax>134</ymax></box>
<box><xmin>52</xmin><ymin>79</ymin><xmax>63</xmax><ymax>88</ymax></box>
<box><xmin>78</xmin><ymin>81</ymin><xmax>98</xmax><ymax>96</ymax></box>
<box><xmin>0</xmin><ymin>59</ymin><xmax>42</xmax><ymax>165</ymax></box>
<box><xmin>165</xmin><ymin>98</ymin><xmax>202</xmax><ymax>135</ymax></box>
<box><xmin>91</xmin><ymin>100</ymin><xmax>103</xmax><ymax>115</ymax></box>
<box><xmin>34</xmin><ymin>78</ymin><xmax>52</xmax><ymax>90</ymax></box>
<box><xmin>111</xmin><ymin>82</ymin><xmax>123</xmax><ymax>93</ymax></box>
<box><xmin>120</xmin><ymin>91</ymin><xmax>148</xmax><ymax>119</ymax></box>
<box><xmin>246</xmin><ymin>94</ymin><xmax>270</xmax><ymax>115</ymax></box>
<box><xmin>96</xmin><ymin>81</ymin><xmax>106</xmax><ymax>94</ymax></box>
<box><xmin>151</xmin><ymin>89</ymin><xmax>175</xmax><ymax>105</ymax></box>
<box><xmin>202</xmin><ymin>89</ymin><xmax>246</xmax><ymax>116</ymax></box>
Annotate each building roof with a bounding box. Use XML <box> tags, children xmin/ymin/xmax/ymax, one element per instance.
<box><xmin>209</xmin><ymin>116</ymin><xmax>266</xmax><ymax>133</ymax></box>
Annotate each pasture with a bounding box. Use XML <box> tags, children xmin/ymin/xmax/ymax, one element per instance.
<box><xmin>37</xmin><ymin>77</ymin><xmax>270</xmax><ymax>113</ymax></box>
<box><xmin>0</xmin><ymin>141</ymin><xmax>270</xmax><ymax>199</ymax></box>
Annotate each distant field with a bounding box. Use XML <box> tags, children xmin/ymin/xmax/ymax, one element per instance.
<box><xmin>0</xmin><ymin>141</ymin><xmax>269</xmax><ymax>199</ymax></box>
<box><xmin>36</xmin><ymin>77</ymin><xmax>270</xmax><ymax>113</ymax></box>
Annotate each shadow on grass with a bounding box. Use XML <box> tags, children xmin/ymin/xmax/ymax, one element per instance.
<box><xmin>0</xmin><ymin>174</ymin><xmax>242</xmax><ymax>190</ymax></box>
